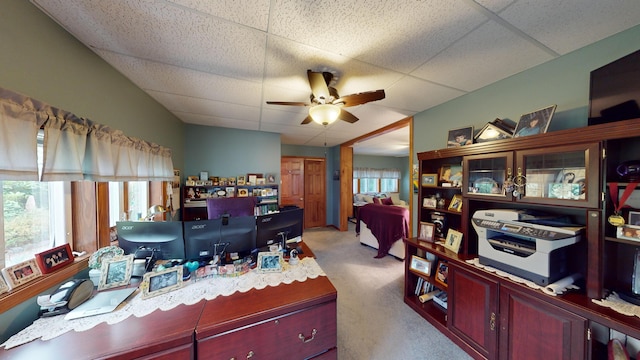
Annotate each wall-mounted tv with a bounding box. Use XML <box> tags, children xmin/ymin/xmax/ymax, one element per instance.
<box><xmin>588</xmin><ymin>49</ymin><xmax>640</xmax><ymax>126</ymax></box>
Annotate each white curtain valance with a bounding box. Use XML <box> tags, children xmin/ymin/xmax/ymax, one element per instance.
<box><xmin>353</xmin><ymin>167</ymin><xmax>400</xmax><ymax>179</ymax></box>
<box><xmin>0</xmin><ymin>86</ymin><xmax>174</xmax><ymax>182</ymax></box>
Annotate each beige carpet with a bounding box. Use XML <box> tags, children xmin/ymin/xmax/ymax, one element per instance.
<box><xmin>302</xmin><ymin>224</ymin><xmax>472</xmax><ymax>360</ymax></box>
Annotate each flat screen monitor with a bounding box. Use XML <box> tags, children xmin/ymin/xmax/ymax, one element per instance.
<box><xmin>207</xmin><ymin>197</ymin><xmax>257</xmax><ymax>219</ymax></box>
<box><xmin>589</xmin><ymin>49</ymin><xmax>640</xmax><ymax>125</ymax></box>
<box><xmin>219</xmin><ymin>215</ymin><xmax>257</xmax><ymax>256</ymax></box>
<box><xmin>116</xmin><ymin>221</ymin><xmax>185</xmax><ymax>260</ymax></box>
<box><xmin>256</xmin><ymin>208</ymin><xmax>303</xmax><ymax>249</ymax></box>
<box><xmin>183</xmin><ymin>219</ymin><xmax>222</xmax><ymax>261</ymax></box>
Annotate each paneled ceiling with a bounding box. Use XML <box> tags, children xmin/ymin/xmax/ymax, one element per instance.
<box><xmin>31</xmin><ymin>0</ymin><xmax>640</xmax><ymax>156</ymax></box>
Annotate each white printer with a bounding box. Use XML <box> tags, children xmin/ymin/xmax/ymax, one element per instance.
<box><xmin>472</xmin><ymin>209</ymin><xmax>584</xmax><ymax>286</ymax></box>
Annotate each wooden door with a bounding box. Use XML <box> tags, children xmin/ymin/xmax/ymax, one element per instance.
<box><xmin>281</xmin><ymin>157</ymin><xmax>304</xmax><ymax>209</ymax></box>
<box><xmin>304</xmin><ymin>159</ymin><xmax>326</xmax><ymax>229</ymax></box>
<box><xmin>499</xmin><ymin>285</ymin><xmax>586</xmax><ymax>360</ymax></box>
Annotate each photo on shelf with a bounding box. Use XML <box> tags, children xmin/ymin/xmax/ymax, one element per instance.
<box><xmin>410</xmin><ymin>255</ymin><xmax>433</xmax><ymax>276</ymax></box>
<box><xmin>35</xmin><ymin>243</ymin><xmax>74</xmax><ymax>274</ymax></box>
<box><xmin>448</xmin><ymin>194</ymin><xmax>463</xmax><ymax>212</ymax></box>
<box><xmin>98</xmin><ymin>254</ymin><xmax>134</xmax><ymax>291</ymax></box>
<box><xmin>1</xmin><ymin>258</ymin><xmax>42</xmax><ymax>290</ymax></box>
<box><xmin>439</xmin><ymin>165</ymin><xmax>463</xmax><ymax>185</ymax></box>
<box><xmin>630</xmin><ymin>211</ymin><xmax>640</xmax><ymax>226</ymax></box>
<box><xmin>434</xmin><ymin>261</ymin><xmax>449</xmax><ymax>289</ymax></box>
<box><xmin>474</xmin><ymin>118</ymin><xmax>514</xmax><ymax>143</ymax></box>
<box><xmin>513</xmin><ymin>104</ymin><xmax>556</xmax><ymax>138</ymax></box>
<box><xmin>141</xmin><ymin>266</ymin><xmax>183</xmax><ymax>299</ymax></box>
<box><xmin>423</xmin><ymin>197</ymin><xmax>437</xmax><ymax>209</ymax></box>
<box><xmin>418</xmin><ymin>222</ymin><xmax>436</xmax><ymax>242</ymax></box>
<box><xmin>446</xmin><ymin>126</ymin><xmax>473</xmax><ymax>147</ymax></box>
<box><xmin>237</xmin><ymin>176</ymin><xmax>246</xmax><ymax>185</ymax></box>
<box><xmin>444</xmin><ymin>229</ymin><xmax>463</xmax><ymax>254</ymax></box>
<box><xmin>421</xmin><ymin>174</ymin><xmax>437</xmax><ymax>187</ymax></box>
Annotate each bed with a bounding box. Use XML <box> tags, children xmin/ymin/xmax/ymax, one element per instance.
<box><xmin>355</xmin><ymin>203</ymin><xmax>408</xmax><ymax>260</ymax></box>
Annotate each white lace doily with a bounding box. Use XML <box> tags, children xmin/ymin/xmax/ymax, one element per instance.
<box><xmin>592</xmin><ymin>291</ymin><xmax>640</xmax><ymax>317</ymax></box>
<box><xmin>1</xmin><ymin>257</ymin><xmax>325</xmax><ymax>350</ymax></box>
<box><xmin>465</xmin><ymin>258</ymin><xmax>580</xmax><ymax>296</ymax></box>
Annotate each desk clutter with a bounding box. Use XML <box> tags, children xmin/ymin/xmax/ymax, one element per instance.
<box><xmin>1</xmin><ymin>256</ymin><xmax>325</xmax><ymax>350</ymax></box>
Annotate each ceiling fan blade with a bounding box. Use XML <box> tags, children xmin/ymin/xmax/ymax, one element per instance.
<box><xmin>266</xmin><ymin>101</ymin><xmax>309</xmax><ymax>106</ymax></box>
<box><xmin>336</xmin><ymin>89</ymin><xmax>385</xmax><ymax>107</ymax></box>
<box><xmin>339</xmin><ymin>109</ymin><xmax>359</xmax><ymax>123</ymax></box>
<box><xmin>301</xmin><ymin>115</ymin><xmax>313</xmax><ymax>125</ymax></box>
<box><xmin>308</xmin><ymin>70</ymin><xmax>331</xmax><ymax>102</ymax></box>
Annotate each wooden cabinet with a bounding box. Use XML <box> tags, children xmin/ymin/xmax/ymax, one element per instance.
<box><xmin>408</xmin><ymin>118</ymin><xmax>640</xmax><ymax>359</ymax></box>
<box><xmin>182</xmin><ymin>184</ymin><xmax>279</xmax><ymax>220</ymax></box>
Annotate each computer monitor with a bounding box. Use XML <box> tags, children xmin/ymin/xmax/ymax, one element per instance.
<box><xmin>219</xmin><ymin>215</ymin><xmax>257</xmax><ymax>257</ymax></box>
<box><xmin>207</xmin><ymin>197</ymin><xmax>257</xmax><ymax>219</ymax></box>
<box><xmin>256</xmin><ymin>207</ymin><xmax>303</xmax><ymax>249</ymax></box>
<box><xmin>183</xmin><ymin>219</ymin><xmax>222</xmax><ymax>262</ymax></box>
<box><xmin>116</xmin><ymin>221</ymin><xmax>185</xmax><ymax>260</ymax></box>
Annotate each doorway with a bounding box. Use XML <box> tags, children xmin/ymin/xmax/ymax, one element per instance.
<box><xmin>280</xmin><ymin>156</ymin><xmax>327</xmax><ymax>229</ymax></box>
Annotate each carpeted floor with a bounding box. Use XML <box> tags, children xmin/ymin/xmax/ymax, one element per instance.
<box><xmin>302</xmin><ymin>224</ymin><xmax>472</xmax><ymax>360</ymax></box>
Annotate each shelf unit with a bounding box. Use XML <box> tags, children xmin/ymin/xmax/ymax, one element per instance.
<box><xmin>407</xmin><ymin>118</ymin><xmax>640</xmax><ymax>359</ymax></box>
<box><xmin>182</xmin><ymin>184</ymin><xmax>279</xmax><ymax>221</ymax></box>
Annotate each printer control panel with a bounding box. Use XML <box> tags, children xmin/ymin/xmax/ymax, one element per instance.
<box><xmin>472</xmin><ymin>219</ymin><xmax>562</xmax><ymax>240</ymax></box>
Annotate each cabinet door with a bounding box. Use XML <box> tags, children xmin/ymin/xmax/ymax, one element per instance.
<box><xmin>515</xmin><ymin>143</ymin><xmax>601</xmax><ymax>208</ymax></box>
<box><xmin>499</xmin><ymin>286</ymin><xmax>586</xmax><ymax>360</ymax></box>
<box><xmin>449</xmin><ymin>265</ymin><xmax>498</xmax><ymax>359</ymax></box>
<box><xmin>463</xmin><ymin>151</ymin><xmax>513</xmax><ymax>201</ymax></box>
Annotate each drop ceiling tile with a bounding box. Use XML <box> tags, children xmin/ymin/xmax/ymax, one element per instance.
<box><xmin>499</xmin><ymin>0</ymin><xmax>640</xmax><ymax>54</ymax></box>
<box><xmin>412</xmin><ymin>20</ymin><xmax>555</xmax><ymax>92</ymax></box>
<box><xmin>383</xmin><ymin>77</ymin><xmax>467</xmax><ymax>112</ymax></box>
<box><xmin>147</xmin><ymin>91</ymin><xmax>260</xmax><ymax>121</ymax></box>
<box><xmin>176</xmin><ymin>111</ymin><xmax>260</xmax><ymax>131</ymax></box>
<box><xmin>96</xmin><ymin>51</ymin><xmax>263</xmax><ymax>106</ymax></box>
<box><xmin>168</xmin><ymin>0</ymin><xmax>271</xmax><ymax>31</ymax></box>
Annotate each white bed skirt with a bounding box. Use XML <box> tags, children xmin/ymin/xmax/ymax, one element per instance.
<box><xmin>357</xmin><ymin>221</ymin><xmax>405</xmax><ymax>260</ymax></box>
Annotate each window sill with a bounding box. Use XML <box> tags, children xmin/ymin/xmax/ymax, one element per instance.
<box><xmin>0</xmin><ymin>256</ymin><xmax>89</xmax><ymax>314</ymax></box>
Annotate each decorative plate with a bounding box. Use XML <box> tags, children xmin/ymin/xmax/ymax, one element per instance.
<box><xmin>88</xmin><ymin>246</ymin><xmax>124</xmax><ymax>270</ymax></box>
<box><xmin>473</xmin><ymin>177</ymin><xmax>500</xmax><ymax>194</ymax></box>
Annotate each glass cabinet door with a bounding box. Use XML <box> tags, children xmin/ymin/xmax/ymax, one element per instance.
<box><xmin>516</xmin><ymin>143</ymin><xmax>601</xmax><ymax>208</ymax></box>
<box><xmin>463</xmin><ymin>152</ymin><xmax>513</xmax><ymax>200</ymax></box>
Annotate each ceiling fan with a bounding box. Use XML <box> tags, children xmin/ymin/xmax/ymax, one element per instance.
<box><xmin>266</xmin><ymin>70</ymin><xmax>385</xmax><ymax>125</ymax></box>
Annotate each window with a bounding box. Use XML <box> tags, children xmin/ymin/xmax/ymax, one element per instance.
<box><xmin>1</xmin><ymin>181</ymin><xmax>71</xmax><ymax>268</ymax></box>
<box><xmin>353</xmin><ymin>167</ymin><xmax>400</xmax><ymax>194</ymax></box>
<box><xmin>359</xmin><ymin>178</ymin><xmax>380</xmax><ymax>193</ymax></box>
<box><xmin>108</xmin><ymin>181</ymin><xmax>150</xmax><ymax>226</ymax></box>
<box><xmin>381</xmin><ymin>178</ymin><xmax>399</xmax><ymax>193</ymax></box>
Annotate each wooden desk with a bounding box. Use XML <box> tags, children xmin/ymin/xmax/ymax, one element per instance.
<box><xmin>1</xmin><ymin>242</ymin><xmax>337</xmax><ymax>360</ymax></box>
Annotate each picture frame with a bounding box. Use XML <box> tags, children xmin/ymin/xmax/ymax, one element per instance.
<box><xmin>35</xmin><ymin>243</ymin><xmax>74</xmax><ymax>274</ymax></box>
<box><xmin>617</xmin><ymin>224</ymin><xmax>640</xmax><ymax>242</ymax></box>
<box><xmin>435</xmin><ymin>261</ymin><xmax>449</xmax><ymax>290</ymax></box>
<box><xmin>256</xmin><ymin>251</ymin><xmax>283</xmax><ymax>273</ymax></box>
<box><xmin>439</xmin><ymin>165</ymin><xmax>463</xmax><ymax>185</ymax></box>
<box><xmin>141</xmin><ymin>266</ymin><xmax>183</xmax><ymax>299</ymax></box>
<box><xmin>98</xmin><ymin>254</ymin><xmax>134</xmax><ymax>291</ymax></box>
<box><xmin>448</xmin><ymin>194</ymin><xmax>463</xmax><ymax>212</ymax></box>
<box><xmin>629</xmin><ymin>211</ymin><xmax>640</xmax><ymax>226</ymax></box>
<box><xmin>447</xmin><ymin>126</ymin><xmax>474</xmax><ymax>147</ymax></box>
<box><xmin>423</xmin><ymin>197</ymin><xmax>437</xmax><ymax>209</ymax></box>
<box><xmin>199</xmin><ymin>171</ymin><xmax>209</xmax><ymax>181</ymax></box>
<box><xmin>256</xmin><ymin>177</ymin><xmax>266</xmax><ymax>185</ymax></box>
<box><xmin>266</xmin><ymin>173</ymin><xmax>276</xmax><ymax>184</ymax></box>
<box><xmin>410</xmin><ymin>255</ymin><xmax>433</xmax><ymax>277</ymax></box>
<box><xmin>474</xmin><ymin>119</ymin><xmax>514</xmax><ymax>143</ymax></box>
<box><xmin>247</xmin><ymin>173</ymin><xmax>263</xmax><ymax>185</ymax></box>
<box><xmin>0</xmin><ymin>275</ymin><xmax>8</xmax><ymax>295</ymax></box>
<box><xmin>418</xmin><ymin>222</ymin><xmax>436</xmax><ymax>242</ymax></box>
<box><xmin>237</xmin><ymin>188</ymin><xmax>249</xmax><ymax>197</ymax></box>
<box><xmin>421</xmin><ymin>174</ymin><xmax>437</xmax><ymax>187</ymax></box>
<box><xmin>1</xmin><ymin>258</ymin><xmax>42</xmax><ymax>290</ymax></box>
<box><xmin>237</xmin><ymin>176</ymin><xmax>246</xmax><ymax>185</ymax></box>
<box><xmin>513</xmin><ymin>104</ymin><xmax>557</xmax><ymax>138</ymax></box>
<box><xmin>444</xmin><ymin>229</ymin><xmax>463</xmax><ymax>254</ymax></box>
<box><xmin>187</xmin><ymin>176</ymin><xmax>199</xmax><ymax>182</ymax></box>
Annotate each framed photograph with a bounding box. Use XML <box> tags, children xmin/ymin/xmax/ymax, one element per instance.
<box><xmin>439</xmin><ymin>165</ymin><xmax>463</xmax><ymax>185</ymax></box>
<box><xmin>98</xmin><ymin>254</ymin><xmax>134</xmax><ymax>291</ymax></box>
<box><xmin>211</xmin><ymin>176</ymin><xmax>220</xmax><ymax>186</ymax></box>
<box><xmin>410</xmin><ymin>255</ymin><xmax>433</xmax><ymax>276</ymax></box>
<box><xmin>237</xmin><ymin>188</ymin><xmax>249</xmax><ymax>197</ymax></box>
<box><xmin>0</xmin><ymin>275</ymin><xmax>8</xmax><ymax>295</ymax></box>
<box><xmin>513</xmin><ymin>104</ymin><xmax>557</xmax><ymax>138</ymax></box>
<box><xmin>237</xmin><ymin>176</ymin><xmax>246</xmax><ymax>185</ymax></box>
<box><xmin>421</xmin><ymin>174</ymin><xmax>437</xmax><ymax>187</ymax></box>
<box><xmin>141</xmin><ymin>266</ymin><xmax>183</xmax><ymax>299</ymax></box>
<box><xmin>195</xmin><ymin>180</ymin><xmax>205</xmax><ymax>186</ymax></box>
<box><xmin>256</xmin><ymin>251</ymin><xmax>283</xmax><ymax>273</ymax></box>
<box><xmin>435</xmin><ymin>261</ymin><xmax>449</xmax><ymax>290</ymax></box>
<box><xmin>199</xmin><ymin>171</ymin><xmax>209</xmax><ymax>181</ymax></box>
<box><xmin>1</xmin><ymin>258</ymin><xmax>42</xmax><ymax>290</ymax></box>
<box><xmin>475</xmin><ymin>119</ymin><xmax>514</xmax><ymax>143</ymax></box>
<box><xmin>447</xmin><ymin>126</ymin><xmax>474</xmax><ymax>147</ymax></box>
<box><xmin>630</xmin><ymin>211</ymin><xmax>640</xmax><ymax>226</ymax></box>
<box><xmin>256</xmin><ymin>177</ymin><xmax>266</xmax><ymax>185</ymax></box>
<box><xmin>219</xmin><ymin>177</ymin><xmax>228</xmax><ymax>186</ymax></box>
<box><xmin>266</xmin><ymin>173</ymin><xmax>276</xmax><ymax>184</ymax></box>
<box><xmin>448</xmin><ymin>194</ymin><xmax>463</xmax><ymax>212</ymax></box>
<box><xmin>423</xmin><ymin>197</ymin><xmax>437</xmax><ymax>208</ymax></box>
<box><xmin>247</xmin><ymin>173</ymin><xmax>263</xmax><ymax>185</ymax></box>
<box><xmin>617</xmin><ymin>224</ymin><xmax>640</xmax><ymax>242</ymax></box>
<box><xmin>228</xmin><ymin>177</ymin><xmax>236</xmax><ymax>186</ymax></box>
<box><xmin>418</xmin><ymin>222</ymin><xmax>436</xmax><ymax>242</ymax></box>
<box><xmin>35</xmin><ymin>243</ymin><xmax>74</xmax><ymax>274</ymax></box>
<box><xmin>444</xmin><ymin>229</ymin><xmax>463</xmax><ymax>254</ymax></box>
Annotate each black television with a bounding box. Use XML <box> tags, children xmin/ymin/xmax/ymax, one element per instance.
<box><xmin>183</xmin><ymin>219</ymin><xmax>222</xmax><ymax>262</ymax></box>
<box><xmin>256</xmin><ymin>207</ymin><xmax>304</xmax><ymax>249</ymax></box>
<box><xmin>116</xmin><ymin>221</ymin><xmax>185</xmax><ymax>260</ymax></box>
<box><xmin>588</xmin><ymin>49</ymin><xmax>640</xmax><ymax>126</ymax></box>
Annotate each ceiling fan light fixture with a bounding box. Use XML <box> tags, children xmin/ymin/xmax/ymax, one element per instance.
<box><xmin>309</xmin><ymin>104</ymin><xmax>340</xmax><ymax>125</ymax></box>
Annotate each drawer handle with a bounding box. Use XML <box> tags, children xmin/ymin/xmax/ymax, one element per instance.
<box><xmin>489</xmin><ymin>312</ymin><xmax>496</xmax><ymax>331</ymax></box>
<box><xmin>298</xmin><ymin>328</ymin><xmax>318</xmax><ymax>343</ymax></box>
<box><xmin>246</xmin><ymin>350</ymin><xmax>255</xmax><ymax>358</ymax></box>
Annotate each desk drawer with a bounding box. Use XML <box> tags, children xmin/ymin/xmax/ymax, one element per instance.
<box><xmin>198</xmin><ymin>301</ymin><xmax>336</xmax><ymax>360</ymax></box>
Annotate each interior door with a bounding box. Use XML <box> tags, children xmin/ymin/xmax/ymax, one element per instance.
<box><xmin>280</xmin><ymin>157</ymin><xmax>304</xmax><ymax>210</ymax></box>
<box><xmin>304</xmin><ymin>159</ymin><xmax>326</xmax><ymax>229</ymax></box>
